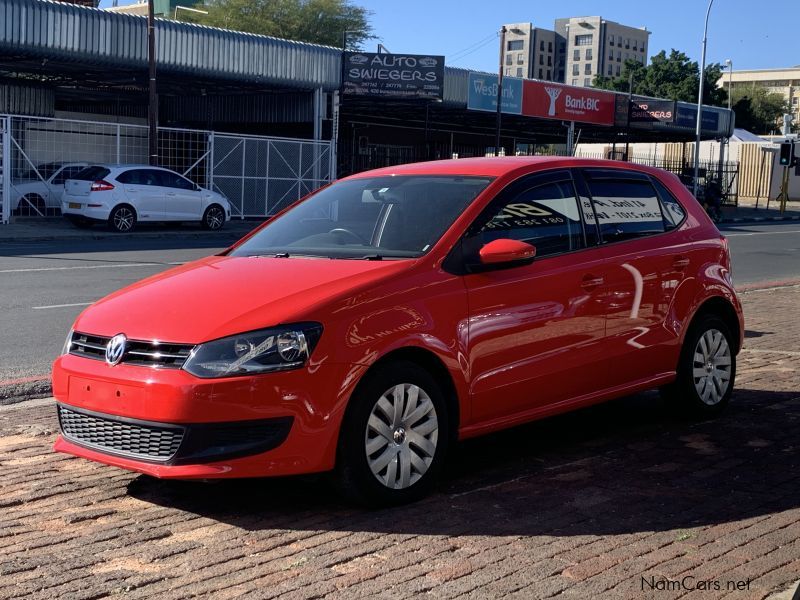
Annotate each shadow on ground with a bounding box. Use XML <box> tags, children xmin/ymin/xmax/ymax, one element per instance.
<box><xmin>128</xmin><ymin>387</ymin><xmax>800</xmax><ymax>537</ymax></box>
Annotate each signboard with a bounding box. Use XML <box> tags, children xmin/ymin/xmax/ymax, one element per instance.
<box><xmin>467</xmin><ymin>73</ymin><xmax>523</xmax><ymax>115</ymax></box>
<box><xmin>522</xmin><ymin>80</ymin><xmax>616</xmax><ymax>126</ymax></box>
<box><xmin>343</xmin><ymin>52</ymin><xmax>444</xmax><ymax>100</ymax></box>
<box><xmin>629</xmin><ymin>99</ymin><xmax>676</xmax><ymax>123</ymax></box>
<box><xmin>675</xmin><ymin>105</ymin><xmax>720</xmax><ymax>130</ymax></box>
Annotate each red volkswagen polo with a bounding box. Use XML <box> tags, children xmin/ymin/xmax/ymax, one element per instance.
<box><xmin>53</xmin><ymin>157</ymin><xmax>743</xmax><ymax>505</ymax></box>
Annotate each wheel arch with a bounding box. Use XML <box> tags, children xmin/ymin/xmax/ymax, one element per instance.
<box><xmin>685</xmin><ymin>295</ymin><xmax>743</xmax><ymax>354</ymax></box>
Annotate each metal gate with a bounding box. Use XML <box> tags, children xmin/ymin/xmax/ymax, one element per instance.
<box><xmin>0</xmin><ymin>113</ymin><xmax>333</xmax><ymax>223</ymax></box>
<box><xmin>210</xmin><ymin>133</ymin><xmax>332</xmax><ymax>217</ymax></box>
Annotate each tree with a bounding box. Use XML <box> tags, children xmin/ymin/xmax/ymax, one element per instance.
<box><xmin>201</xmin><ymin>0</ymin><xmax>373</xmax><ymax>49</ymax></box>
<box><xmin>594</xmin><ymin>49</ymin><xmax>727</xmax><ymax>106</ymax></box>
<box><xmin>728</xmin><ymin>86</ymin><xmax>789</xmax><ymax>134</ymax></box>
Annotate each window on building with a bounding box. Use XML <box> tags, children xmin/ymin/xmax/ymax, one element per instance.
<box><xmin>625</xmin><ymin>52</ymin><xmax>629</xmax><ymax>61</ymax></box>
<box><xmin>506</xmin><ymin>68</ymin><xmax>512</xmax><ymax>76</ymax></box>
<box><xmin>548</xmin><ymin>41</ymin><xmax>553</xmax><ymax>52</ymax></box>
<box><xmin>517</xmin><ymin>53</ymin><xmax>524</xmax><ymax>64</ymax></box>
<box><xmin>575</xmin><ymin>34</ymin><xmax>593</xmax><ymax>46</ymax></box>
<box><xmin>633</xmin><ymin>40</ymin><xmax>638</xmax><ymax>51</ymax></box>
<box><xmin>607</xmin><ymin>66</ymin><xmax>613</xmax><ymax>76</ymax></box>
<box><xmin>625</xmin><ymin>38</ymin><xmax>630</xmax><ymax>48</ymax></box>
<box><xmin>572</xmin><ymin>64</ymin><xmax>579</xmax><ymax>76</ymax></box>
<box><xmin>539</xmin><ymin>55</ymin><xmax>544</xmax><ymax>65</ymax></box>
<box><xmin>616</xmin><ymin>65</ymin><xmax>621</xmax><ymax>76</ymax></box>
<box><xmin>584</xmin><ymin>63</ymin><xmax>591</xmax><ymax>74</ymax></box>
<box><xmin>609</xmin><ymin>51</ymin><xmax>614</xmax><ymax>61</ymax></box>
<box><xmin>609</xmin><ymin>34</ymin><xmax>615</xmax><ymax>45</ymax></box>
<box><xmin>517</xmin><ymin>67</ymin><xmax>523</xmax><ymax>77</ymax></box>
<box><xmin>617</xmin><ymin>50</ymin><xmax>622</xmax><ymax>62</ymax></box>
<box><xmin>539</xmin><ymin>68</ymin><xmax>543</xmax><ymax>79</ymax></box>
<box><xmin>547</xmin><ymin>69</ymin><xmax>551</xmax><ymax>80</ymax></box>
<box><xmin>573</xmin><ymin>49</ymin><xmax>580</xmax><ymax>61</ymax></box>
<box><xmin>571</xmin><ymin>78</ymin><xmax>578</xmax><ymax>85</ymax></box>
<box><xmin>584</xmin><ymin>77</ymin><xmax>591</xmax><ymax>87</ymax></box>
<box><xmin>540</xmin><ymin>40</ymin><xmax>545</xmax><ymax>52</ymax></box>
<box><xmin>506</xmin><ymin>54</ymin><xmax>512</xmax><ymax>65</ymax></box>
<box><xmin>507</xmin><ymin>40</ymin><xmax>524</xmax><ymax>51</ymax></box>
<box><xmin>585</xmin><ymin>49</ymin><xmax>592</xmax><ymax>60</ymax></box>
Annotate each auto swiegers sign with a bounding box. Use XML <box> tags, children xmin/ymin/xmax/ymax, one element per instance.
<box><xmin>343</xmin><ymin>52</ymin><xmax>445</xmax><ymax>100</ymax></box>
<box><xmin>522</xmin><ymin>80</ymin><xmax>616</xmax><ymax>126</ymax></box>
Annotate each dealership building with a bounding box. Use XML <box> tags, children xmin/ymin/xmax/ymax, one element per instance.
<box><xmin>0</xmin><ymin>0</ymin><xmax>733</xmax><ymax>223</ymax></box>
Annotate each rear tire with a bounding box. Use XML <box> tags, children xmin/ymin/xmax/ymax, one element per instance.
<box><xmin>662</xmin><ymin>314</ymin><xmax>736</xmax><ymax>418</ymax></box>
<box><xmin>202</xmin><ymin>204</ymin><xmax>225</xmax><ymax>230</ymax></box>
<box><xmin>334</xmin><ymin>360</ymin><xmax>449</xmax><ymax>507</ymax></box>
<box><xmin>108</xmin><ymin>205</ymin><xmax>137</xmax><ymax>233</ymax></box>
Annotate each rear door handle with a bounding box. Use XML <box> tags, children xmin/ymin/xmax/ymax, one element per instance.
<box><xmin>581</xmin><ymin>274</ymin><xmax>604</xmax><ymax>291</ymax></box>
<box><xmin>166</xmin><ymin>192</ymin><xmax>176</xmax><ymax>196</ymax></box>
<box><xmin>673</xmin><ymin>256</ymin><xmax>690</xmax><ymax>269</ymax></box>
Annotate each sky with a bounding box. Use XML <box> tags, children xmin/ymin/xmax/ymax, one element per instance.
<box><xmin>353</xmin><ymin>0</ymin><xmax>798</xmax><ymax>73</ymax></box>
<box><xmin>100</xmin><ymin>0</ymin><xmax>799</xmax><ymax>73</ymax></box>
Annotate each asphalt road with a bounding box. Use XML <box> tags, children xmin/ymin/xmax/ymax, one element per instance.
<box><xmin>0</xmin><ymin>221</ymin><xmax>797</xmax><ymax>386</ymax></box>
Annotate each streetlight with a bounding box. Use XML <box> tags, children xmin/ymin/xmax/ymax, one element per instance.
<box><xmin>693</xmin><ymin>0</ymin><xmax>714</xmax><ymax>198</ymax></box>
<box><xmin>174</xmin><ymin>5</ymin><xmax>209</xmax><ymax>20</ymax></box>
<box><xmin>725</xmin><ymin>58</ymin><xmax>733</xmax><ymax>110</ymax></box>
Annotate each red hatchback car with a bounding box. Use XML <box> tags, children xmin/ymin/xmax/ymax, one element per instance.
<box><xmin>53</xmin><ymin>157</ymin><xmax>743</xmax><ymax>504</ymax></box>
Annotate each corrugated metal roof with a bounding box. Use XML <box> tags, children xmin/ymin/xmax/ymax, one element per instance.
<box><xmin>0</xmin><ymin>0</ymin><xmax>342</xmax><ymax>91</ymax></box>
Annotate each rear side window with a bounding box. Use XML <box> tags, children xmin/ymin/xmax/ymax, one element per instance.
<box><xmin>585</xmin><ymin>179</ymin><xmax>665</xmax><ymax>243</ymax></box>
<box><xmin>117</xmin><ymin>169</ymin><xmax>161</xmax><ymax>186</ymax></box>
<box><xmin>477</xmin><ymin>179</ymin><xmax>585</xmax><ymax>257</ymax></box>
<box><xmin>73</xmin><ymin>166</ymin><xmax>110</xmax><ymax>181</ymax></box>
<box><xmin>650</xmin><ymin>177</ymin><xmax>687</xmax><ymax>230</ymax></box>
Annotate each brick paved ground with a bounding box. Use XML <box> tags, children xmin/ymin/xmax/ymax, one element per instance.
<box><xmin>2</xmin><ymin>286</ymin><xmax>799</xmax><ymax>600</ymax></box>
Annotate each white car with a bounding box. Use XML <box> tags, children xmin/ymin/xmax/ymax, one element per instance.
<box><xmin>62</xmin><ymin>165</ymin><xmax>231</xmax><ymax>232</ymax></box>
<box><xmin>12</xmin><ymin>162</ymin><xmax>89</xmax><ymax>216</ymax></box>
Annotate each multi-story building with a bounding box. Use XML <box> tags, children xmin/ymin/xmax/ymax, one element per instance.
<box><xmin>555</xmin><ymin>17</ymin><xmax>649</xmax><ymax>87</ymax></box>
<box><xmin>502</xmin><ymin>23</ymin><xmax>562</xmax><ymax>82</ymax></box>
<box><xmin>501</xmin><ymin>16</ymin><xmax>649</xmax><ymax>87</ymax></box>
<box><xmin>718</xmin><ymin>67</ymin><xmax>800</xmax><ymax>129</ymax></box>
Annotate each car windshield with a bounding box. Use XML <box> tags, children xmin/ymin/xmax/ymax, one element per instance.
<box><xmin>230</xmin><ymin>175</ymin><xmax>493</xmax><ymax>259</ymax></box>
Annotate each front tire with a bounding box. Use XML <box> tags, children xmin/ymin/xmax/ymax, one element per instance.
<box><xmin>334</xmin><ymin>360</ymin><xmax>449</xmax><ymax>506</ymax></box>
<box><xmin>108</xmin><ymin>205</ymin><xmax>137</xmax><ymax>233</ymax></box>
<box><xmin>202</xmin><ymin>204</ymin><xmax>225</xmax><ymax>230</ymax></box>
<box><xmin>663</xmin><ymin>314</ymin><xmax>736</xmax><ymax>418</ymax></box>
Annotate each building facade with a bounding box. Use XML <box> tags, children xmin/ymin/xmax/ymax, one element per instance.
<box><xmin>555</xmin><ymin>17</ymin><xmax>649</xmax><ymax>87</ymax></box>
<box><xmin>502</xmin><ymin>23</ymin><xmax>562</xmax><ymax>82</ymax></box>
<box><xmin>718</xmin><ymin>67</ymin><xmax>800</xmax><ymax>129</ymax></box>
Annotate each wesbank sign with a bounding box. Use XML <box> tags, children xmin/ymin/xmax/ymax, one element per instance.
<box><xmin>467</xmin><ymin>73</ymin><xmax>523</xmax><ymax>115</ymax></box>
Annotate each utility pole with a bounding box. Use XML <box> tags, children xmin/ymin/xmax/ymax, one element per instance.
<box><xmin>624</xmin><ymin>70</ymin><xmax>634</xmax><ymax>161</ymax></box>
<box><xmin>147</xmin><ymin>0</ymin><xmax>158</xmax><ymax>166</ymax></box>
<box><xmin>693</xmin><ymin>0</ymin><xmax>714</xmax><ymax>198</ymax></box>
<box><xmin>495</xmin><ymin>26</ymin><xmax>506</xmax><ymax>157</ymax></box>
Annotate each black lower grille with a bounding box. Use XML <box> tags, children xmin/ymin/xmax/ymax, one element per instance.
<box><xmin>58</xmin><ymin>405</ymin><xmax>184</xmax><ymax>462</ymax></box>
<box><xmin>57</xmin><ymin>405</ymin><xmax>294</xmax><ymax>465</ymax></box>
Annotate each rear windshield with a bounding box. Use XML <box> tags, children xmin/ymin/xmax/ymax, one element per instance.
<box><xmin>72</xmin><ymin>166</ymin><xmax>111</xmax><ymax>181</ymax></box>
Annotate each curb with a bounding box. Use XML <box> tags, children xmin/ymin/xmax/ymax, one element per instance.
<box><xmin>722</xmin><ymin>215</ymin><xmax>800</xmax><ymax>224</ymax></box>
<box><xmin>0</xmin><ymin>377</ymin><xmax>52</xmax><ymax>406</ymax></box>
<box><xmin>0</xmin><ymin>228</ymin><xmax>256</xmax><ymax>244</ymax></box>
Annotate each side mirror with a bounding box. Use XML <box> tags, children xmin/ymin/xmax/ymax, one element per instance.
<box><xmin>478</xmin><ymin>238</ymin><xmax>536</xmax><ymax>266</ymax></box>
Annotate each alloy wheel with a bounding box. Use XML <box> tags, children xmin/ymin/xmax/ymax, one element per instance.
<box><xmin>692</xmin><ymin>328</ymin><xmax>732</xmax><ymax>405</ymax></box>
<box><xmin>364</xmin><ymin>383</ymin><xmax>439</xmax><ymax>490</ymax></box>
<box><xmin>206</xmin><ymin>206</ymin><xmax>224</xmax><ymax>230</ymax></box>
<box><xmin>113</xmin><ymin>207</ymin><xmax>134</xmax><ymax>232</ymax></box>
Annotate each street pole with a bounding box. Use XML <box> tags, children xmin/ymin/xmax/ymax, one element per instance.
<box><xmin>147</xmin><ymin>0</ymin><xmax>158</xmax><ymax>166</ymax></box>
<box><xmin>693</xmin><ymin>0</ymin><xmax>714</xmax><ymax>198</ymax></box>
<box><xmin>624</xmin><ymin>70</ymin><xmax>634</xmax><ymax>161</ymax></box>
<box><xmin>726</xmin><ymin>58</ymin><xmax>732</xmax><ymax>111</ymax></box>
<box><xmin>495</xmin><ymin>26</ymin><xmax>506</xmax><ymax>157</ymax></box>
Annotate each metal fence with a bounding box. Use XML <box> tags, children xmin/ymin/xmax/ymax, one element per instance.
<box><xmin>0</xmin><ymin>114</ymin><xmax>334</xmax><ymax>224</ymax></box>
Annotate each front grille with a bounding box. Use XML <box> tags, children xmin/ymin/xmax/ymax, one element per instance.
<box><xmin>58</xmin><ymin>405</ymin><xmax>184</xmax><ymax>462</ymax></box>
<box><xmin>69</xmin><ymin>332</ymin><xmax>194</xmax><ymax>369</ymax></box>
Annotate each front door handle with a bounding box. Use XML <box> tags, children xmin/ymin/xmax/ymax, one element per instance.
<box><xmin>673</xmin><ymin>256</ymin><xmax>690</xmax><ymax>269</ymax></box>
<box><xmin>581</xmin><ymin>274</ymin><xmax>604</xmax><ymax>291</ymax></box>
<box><xmin>166</xmin><ymin>192</ymin><xmax>176</xmax><ymax>196</ymax></box>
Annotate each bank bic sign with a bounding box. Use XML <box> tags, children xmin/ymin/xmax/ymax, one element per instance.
<box><xmin>522</xmin><ymin>80</ymin><xmax>615</xmax><ymax>126</ymax></box>
<box><xmin>467</xmin><ymin>73</ymin><xmax>523</xmax><ymax>115</ymax></box>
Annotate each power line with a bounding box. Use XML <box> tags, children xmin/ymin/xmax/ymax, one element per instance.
<box><xmin>449</xmin><ymin>32</ymin><xmax>499</xmax><ymax>63</ymax></box>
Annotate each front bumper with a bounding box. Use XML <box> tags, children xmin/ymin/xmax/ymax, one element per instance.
<box><xmin>52</xmin><ymin>353</ymin><xmax>359</xmax><ymax>478</ymax></box>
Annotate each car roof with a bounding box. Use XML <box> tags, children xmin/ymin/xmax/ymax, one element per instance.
<box><xmin>345</xmin><ymin>156</ymin><xmax>671</xmax><ymax>180</ymax></box>
<box><xmin>83</xmin><ymin>164</ymin><xmax>177</xmax><ymax>171</ymax></box>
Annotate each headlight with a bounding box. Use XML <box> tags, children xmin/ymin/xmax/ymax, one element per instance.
<box><xmin>182</xmin><ymin>323</ymin><xmax>322</xmax><ymax>378</ymax></box>
<box><xmin>62</xmin><ymin>329</ymin><xmax>74</xmax><ymax>355</ymax></box>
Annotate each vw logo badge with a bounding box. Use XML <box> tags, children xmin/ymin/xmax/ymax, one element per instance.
<box><xmin>105</xmin><ymin>333</ymin><xmax>127</xmax><ymax>366</ymax></box>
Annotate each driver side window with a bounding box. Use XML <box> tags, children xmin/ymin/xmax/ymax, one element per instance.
<box><xmin>475</xmin><ymin>177</ymin><xmax>585</xmax><ymax>258</ymax></box>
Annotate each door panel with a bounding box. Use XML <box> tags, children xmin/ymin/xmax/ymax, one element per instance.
<box><xmin>159</xmin><ymin>171</ymin><xmax>202</xmax><ymax>220</ymax></box>
<box><xmin>118</xmin><ymin>169</ymin><xmax>165</xmax><ymax>220</ymax></box>
<box><xmin>462</xmin><ymin>170</ymin><xmax>609</xmax><ymax>423</ymax></box>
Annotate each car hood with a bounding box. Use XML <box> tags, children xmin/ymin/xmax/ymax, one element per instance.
<box><xmin>73</xmin><ymin>255</ymin><xmax>414</xmax><ymax>343</ymax></box>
